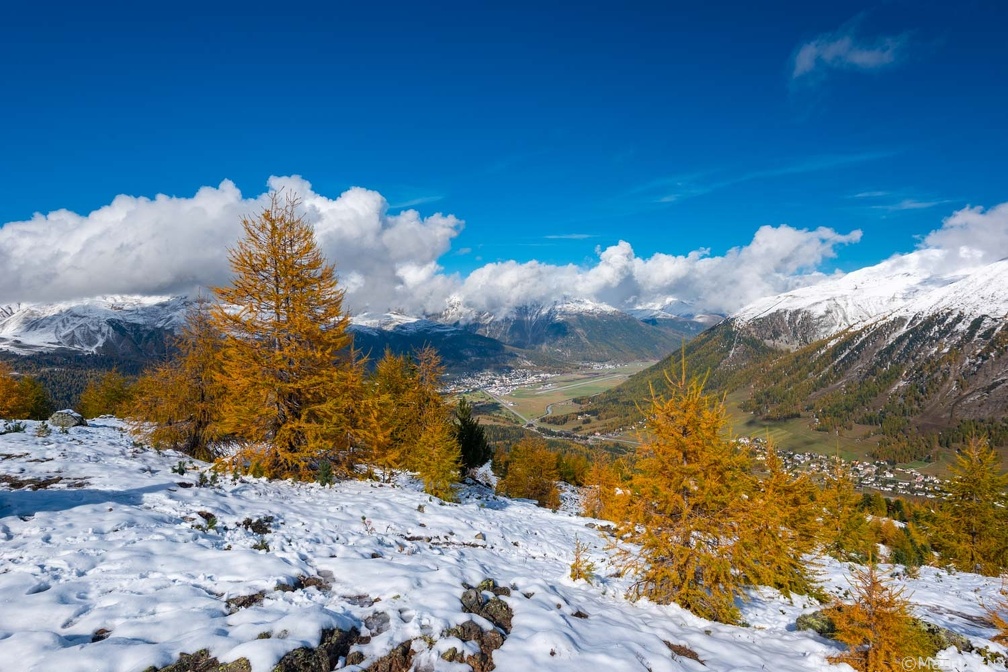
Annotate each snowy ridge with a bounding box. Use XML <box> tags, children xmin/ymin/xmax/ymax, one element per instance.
<box><xmin>0</xmin><ymin>421</ymin><xmax>1001</xmax><ymax>671</ymax></box>
<box><xmin>734</xmin><ymin>251</ymin><xmax>1006</xmax><ymax>341</ymax></box>
<box><xmin>0</xmin><ymin>296</ymin><xmax>190</xmax><ymax>354</ymax></box>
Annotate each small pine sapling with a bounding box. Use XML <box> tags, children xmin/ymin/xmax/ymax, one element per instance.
<box><xmin>570</xmin><ymin>535</ymin><xmax>597</xmax><ymax>583</ymax></box>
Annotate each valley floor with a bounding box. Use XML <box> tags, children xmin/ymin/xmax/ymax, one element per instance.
<box><xmin>0</xmin><ymin>420</ymin><xmax>1003</xmax><ymax>671</ymax></box>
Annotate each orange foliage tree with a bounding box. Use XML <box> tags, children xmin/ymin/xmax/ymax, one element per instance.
<box><xmin>211</xmin><ymin>193</ymin><xmax>360</xmax><ymax>479</ymax></box>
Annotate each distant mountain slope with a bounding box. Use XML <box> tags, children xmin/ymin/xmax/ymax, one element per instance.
<box><xmin>0</xmin><ymin>296</ymin><xmax>190</xmax><ymax>359</ymax></box>
<box><xmin>349</xmin><ymin>316</ymin><xmax>513</xmax><ymax>372</ymax></box>
<box><xmin>450</xmin><ymin>301</ymin><xmax>702</xmax><ymax>365</ymax></box>
<box><xmin>572</xmin><ymin>258</ymin><xmax>1008</xmax><ymax>458</ymax></box>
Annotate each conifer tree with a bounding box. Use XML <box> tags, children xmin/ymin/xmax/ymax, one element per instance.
<box><xmin>497</xmin><ymin>436</ymin><xmax>561</xmax><ymax>510</ymax></box>
<box><xmin>455</xmin><ymin>397</ymin><xmax>491</xmax><ymax>476</ymax></box>
<box><xmin>933</xmin><ymin>437</ymin><xmax>1008</xmax><ymax>575</ymax></box>
<box><xmin>827</xmin><ymin>562</ymin><xmax>928</xmax><ymax>672</ymax></box>
<box><xmin>128</xmin><ymin>299</ymin><xmax>226</xmax><ymax>460</ymax></box>
<box><xmin>615</xmin><ymin>362</ymin><xmax>754</xmax><ymax>624</ymax></box>
<box><xmin>819</xmin><ymin>457</ymin><xmax>874</xmax><ymax>562</ymax></box>
<box><xmin>78</xmin><ymin>370</ymin><xmax>133</xmax><ymax>418</ymax></box>
<box><xmin>211</xmin><ymin>193</ymin><xmax>357</xmax><ymax>479</ymax></box>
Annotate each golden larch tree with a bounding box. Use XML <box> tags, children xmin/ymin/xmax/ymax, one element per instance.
<box><xmin>740</xmin><ymin>441</ymin><xmax>822</xmax><ymax>597</ymax></box>
<box><xmin>827</xmin><ymin>562</ymin><xmax>929</xmax><ymax>672</ymax></box>
<box><xmin>615</xmin><ymin>363</ymin><xmax>754</xmax><ymax>624</ymax></box>
<box><xmin>78</xmin><ymin>370</ymin><xmax>133</xmax><ymax>418</ymax></box>
<box><xmin>211</xmin><ymin>193</ymin><xmax>357</xmax><ymax>479</ymax></box>
<box><xmin>933</xmin><ymin>436</ymin><xmax>1008</xmax><ymax>575</ymax></box>
<box><xmin>497</xmin><ymin>436</ymin><xmax>561</xmax><ymax>510</ymax></box>
<box><xmin>818</xmin><ymin>457</ymin><xmax>874</xmax><ymax>562</ymax></box>
<box><xmin>128</xmin><ymin>298</ymin><xmax>226</xmax><ymax>460</ymax></box>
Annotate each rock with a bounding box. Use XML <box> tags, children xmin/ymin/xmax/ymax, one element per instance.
<box><xmin>48</xmin><ymin>410</ymin><xmax>86</xmax><ymax>428</ymax></box>
<box><xmin>345</xmin><ymin>651</ymin><xmax>366</xmax><ymax>666</ymax></box>
<box><xmin>225</xmin><ymin>591</ymin><xmax>265</xmax><ymax>614</ymax></box>
<box><xmin>148</xmin><ymin>649</ymin><xmax>252</xmax><ymax>672</ymax></box>
<box><xmin>445</xmin><ymin>620</ymin><xmax>484</xmax><ymax>642</ymax></box>
<box><xmin>795</xmin><ymin>609</ymin><xmax>837</xmax><ymax>638</ymax></box>
<box><xmin>272</xmin><ymin>627</ymin><xmax>358</xmax><ymax>672</ymax></box>
<box><xmin>475</xmin><ymin>532</ymin><xmax>486</xmax><ymax>541</ymax></box>
<box><xmin>461</xmin><ymin>588</ymin><xmax>484</xmax><ymax>613</ymax></box>
<box><xmin>480</xmin><ymin>630</ymin><xmax>505</xmax><ymax>654</ymax></box>
<box><xmin>364</xmin><ymin>611</ymin><xmax>391</xmax><ymax>636</ymax></box>
<box><xmin>913</xmin><ymin>619</ymin><xmax>974</xmax><ymax>654</ymax></box>
<box><xmin>480</xmin><ymin>597</ymin><xmax>513</xmax><ymax>634</ymax></box>
<box><xmin>365</xmin><ymin>640</ymin><xmax>414</xmax><ymax>672</ymax></box>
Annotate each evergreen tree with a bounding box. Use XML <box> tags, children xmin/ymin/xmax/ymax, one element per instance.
<box><xmin>933</xmin><ymin>437</ymin><xmax>1008</xmax><ymax>575</ymax></box>
<box><xmin>455</xmin><ymin>397</ymin><xmax>490</xmax><ymax>476</ymax></box>
<box><xmin>827</xmin><ymin>562</ymin><xmax>929</xmax><ymax>672</ymax></box>
<box><xmin>78</xmin><ymin>370</ymin><xmax>133</xmax><ymax>418</ymax></box>
<box><xmin>211</xmin><ymin>193</ymin><xmax>358</xmax><ymax>479</ymax></box>
<box><xmin>128</xmin><ymin>299</ymin><xmax>226</xmax><ymax>460</ymax></box>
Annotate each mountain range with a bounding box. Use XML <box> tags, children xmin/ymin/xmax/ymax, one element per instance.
<box><xmin>573</xmin><ymin>255</ymin><xmax>1008</xmax><ymax>460</ymax></box>
<box><xmin>0</xmin><ymin>295</ymin><xmax>707</xmax><ymax>372</ymax></box>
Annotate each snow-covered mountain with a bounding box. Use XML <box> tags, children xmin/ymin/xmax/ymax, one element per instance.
<box><xmin>0</xmin><ymin>295</ymin><xmax>191</xmax><ymax>358</ymax></box>
<box><xmin>0</xmin><ymin>294</ymin><xmax>713</xmax><ymax>371</ymax></box>
<box><xmin>734</xmin><ymin>252</ymin><xmax>1008</xmax><ymax>347</ymax></box>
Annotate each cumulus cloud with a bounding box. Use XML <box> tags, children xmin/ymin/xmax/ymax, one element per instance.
<box><xmin>456</xmin><ymin>226</ymin><xmax>862</xmax><ymax>316</ymax></box>
<box><xmin>792</xmin><ymin>21</ymin><xmax>908</xmax><ymax>80</ymax></box>
<box><xmin>920</xmin><ymin>202</ymin><xmax>1008</xmax><ymax>268</ymax></box>
<box><xmin>0</xmin><ymin>176</ymin><xmax>462</xmax><ymax>314</ymax></box>
<box><xmin>0</xmin><ymin>177</ymin><xmax>872</xmax><ymax>318</ymax></box>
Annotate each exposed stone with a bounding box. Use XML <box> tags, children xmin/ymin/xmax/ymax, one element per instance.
<box><xmin>364</xmin><ymin>640</ymin><xmax>414</xmax><ymax>672</ymax></box>
<box><xmin>48</xmin><ymin>410</ymin><xmax>86</xmax><ymax>428</ymax></box>
<box><xmin>461</xmin><ymin>588</ymin><xmax>483</xmax><ymax>614</ymax></box>
<box><xmin>364</xmin><ymin>611</ymin><xmax>391</xmax><ymax>636</ymax></box>
<box><xmin>145</xmin><ymin>649</ymin><xmax>252</xmax><ymax>672</ymax></box>
<box><xmin>480</xmin><ymin>597</ymin><xmax>513</xmax><ymax>633</ymax></box>
<box><xmin>225</xmin><ymin>591</ymin><xmax>265</xmax><ymax>614</ymax></box>
<box><xmin>795</xmin><ymin>609</ymin><xmax>837</xmax><ymax>638</ymax></box>
<box><xmin>272</xmin><ymin>627</ymin><xmax>358</xmax><ymax>672</ymax></box>
<box><xmin>345</xmin><ymin>651</ymin><xmax>366</xmax><ymax>666</ymax></box>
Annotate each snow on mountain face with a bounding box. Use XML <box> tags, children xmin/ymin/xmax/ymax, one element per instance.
<box><xmin>0</xmin><ymin>296</ymin><xmax>191</xmax><ymax>355</ymax></box>
<box><xmin>0</xmin><ymin>421</ymin><xmax>1000</xmax><ymax>671</ymax></box>
<box><xmin>733</xmin><ymin>251</ymin><xmax>1007</xmax><ymax>343</ymax></box>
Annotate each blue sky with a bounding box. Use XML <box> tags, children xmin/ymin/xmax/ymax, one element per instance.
<box><xmin>1</xmin><ymin>1</ymin><xmax>1006</xmax><ymax>313</ymax></box>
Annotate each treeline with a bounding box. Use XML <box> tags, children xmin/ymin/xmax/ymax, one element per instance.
<box><xmin>0</xmin><ymin>352</ymin><xmax>149</xmax><ymax>415</ymax></box>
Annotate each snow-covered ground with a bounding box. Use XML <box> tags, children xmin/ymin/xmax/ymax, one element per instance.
<box><xmin>0</xmin><ymin>419</ymin><xmax>1004</xmax><ymax>671</ymax></box>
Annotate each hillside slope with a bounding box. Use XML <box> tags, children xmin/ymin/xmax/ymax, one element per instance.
<box><xmin>0</xmin><ymin>421</ymin><xmax>1000</xmax><ymax>671</ymax></box>
<box><xmin>573</xmin><ymin>259</ymin><xmax>1008</xmax><ymax>455</ymax></box>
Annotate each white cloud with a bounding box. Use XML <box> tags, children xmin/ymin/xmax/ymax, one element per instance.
<box><xmin>455</xmin><ymin>226</ymin><xmax>862</xmax><ymax>317</ymax></box>
<box><xmin>0</xmin><ymin>177</ymin><xmax>871</xmax><ymax>318</ymax></box>
<box><xmin>920</xmin><ymin>202</ymin><xmax>1008</xmax><ymax>268</ymax></box>
<box><xmin>792</xmin><ymin>22</ymin><xmax>908</xmax><ymax>80</ymax></box>
<box><xmin>0</xmin><ymin>176</ymin><xmax>463</xmax><ymax>315</ymax></box>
